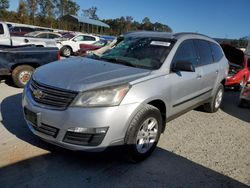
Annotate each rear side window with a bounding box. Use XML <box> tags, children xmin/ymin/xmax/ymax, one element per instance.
<box><xmin>210</xmin><ymin>42</ymin><xmax>223</xmax><ymax>62</ymax></box>
<box><xmin>172</xmin><ymin>40</ymin><xmax>198</xmax><ymax>67</ymax></box>
<box><xmin>48</xmin><ymin>34</ymin><xmax>59</xmax><ymax>38</ymax></box>
<box><xmin>0</xmin><ymin>24</ymin><xmax>4</xmax><ymax>34</ymax></box>
<box><xmin>194</xmin><ymin>39</ymin><xmax>213</xmax><ymax>66</ymax></box>
<box><xmin>37</xmin><ymin>33</ymin><xmax>48</xmax><ymax>38</ymax></box>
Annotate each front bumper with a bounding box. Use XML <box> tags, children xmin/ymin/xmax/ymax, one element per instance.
<box><xmin>22</xmin><ymin>85</ymin><xmax>140</xmax><ymax>151</ymax></box>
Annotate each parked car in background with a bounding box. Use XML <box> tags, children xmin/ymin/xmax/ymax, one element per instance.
<box><xmin>25</xmin><ymin>31</ymin><xmax>62</xmax><ymax>39</ymax></box>
<box><xmin>222</xmin><ymin>44</ymin><xmax>250</xmax><ymax>90</ymax></box>
<box><xmin>75</xmin><ymin>40</ymin><xmax>108</xmax><ymax>56</ymax></box>
<box><xmin>238</xmin><ymin>81</ymin><xmax>250</xmax><ymax>107</ymax></box>
<box><xmin>56</xmin><ymin>33</ymin><xmax>100</xmax><ymax>57</ymax></box>
<box><xmin>22</xmin><ymin>32</ymin><xmax>228</xmax><ymax>162</ymax></box>
<box><xmin>0</xmin><ymin>45</ymin><xmax>60</xmax><ymax>87</ymax></box>
<box><xmin>0</xmin><ymin>22</ymin><xmax>57</xmax><ymax>47</ymax></box>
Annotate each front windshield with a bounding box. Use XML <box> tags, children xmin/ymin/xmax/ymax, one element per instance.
<box><xmin>99</xmin><ymin>37</ymin><xmax>174</xmax><ymax>70</ymax></box>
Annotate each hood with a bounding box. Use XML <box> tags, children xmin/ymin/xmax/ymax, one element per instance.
<box><xmin>33</xmin><ymin>57</ymin><xmax>151</xmax><ymax>91</ymax></box>
<box><xmin>221</xmin><ymin>44</ymin><xmax>244</xmax><ymax>66</ymax></box>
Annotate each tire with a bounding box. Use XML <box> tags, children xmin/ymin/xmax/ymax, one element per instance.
<box><xmin>61</xmin><ymin>46</ymin><xmax>72</xmax><ymax>57</ymax></box>
<box><xmin>203</xmin><ymin>84</ymin><xmax>224</xmax><ymax>113</ymax></box>
<box><xmin>11</xmin><ymin>65</ymin><xmax>34</xmax><ymax>88</ymax></box>
<box><xmin>125</xmin><ymin>104</ymin><xmax>162</xmax><ymax>162</ymax></box>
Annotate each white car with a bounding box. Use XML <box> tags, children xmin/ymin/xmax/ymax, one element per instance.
<box><xmin>25</xmin><ymin>31</ymin><xmax>62</xmax><ymax>39</ymax></box>
<box><xmin>57</xmin><ymin>34</ymin><xmax>100</xmax><ymax>57</ymax></box>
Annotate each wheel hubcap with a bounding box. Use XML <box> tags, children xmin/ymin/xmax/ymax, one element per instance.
<box><xmin>215</xmin><ymin>89</ymin><xmax>223</xmax><ymax>108</ymax></box>
<box><xmin>19</xmin><ymin>71</ymin><xmax>32</xmax><ymax>84</ymax></box>
<box><xmin>64</xmin><ymin>48</ymin><xmax>71</xmax><ymax>56</ymax></box>
<box><xmin>136</xmin><ymin>117</ymin><xmax>158</xmax><ymax>154</ymax></box>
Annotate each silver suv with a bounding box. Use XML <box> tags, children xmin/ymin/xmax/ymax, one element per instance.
<box><xmin>22</xmin><ymin>32</ymin><xmax>229</xmax><ymax>162</ymax></box>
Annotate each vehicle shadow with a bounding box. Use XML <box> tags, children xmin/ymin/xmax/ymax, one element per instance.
<box><xmin>0</xmin><ymin>148</ymin><xmax>248</xmax><ymax>187</ymax></box>
<box><xmin>0</xmin><ymin>94</ymin><xmax>249</xmax><ymax>187</ymax></box>
<box><xmin>0</xmin><ymin>76</ymin><xmax>19</xmax><ymax>88</ymax></box>
<box><xmin>221</xmin><ymin>90</ymin><xmax>250</xmax><ymax>123</ymax></box>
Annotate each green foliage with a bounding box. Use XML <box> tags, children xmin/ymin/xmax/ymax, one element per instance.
<box><xmin>82</xmin><ymin>6</ymin><xmax>99</xmax><ymax>19</ymax></box>
<box><xmin>2</xmin><ymin>2</ymin><xmax>172</xmax><ymax>35</ymax></box>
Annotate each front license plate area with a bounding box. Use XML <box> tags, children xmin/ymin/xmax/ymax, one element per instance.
<box><xmin>24</xmin><ymin>107</ymin><xmax>38</xmax><ymax>126</ymax></box>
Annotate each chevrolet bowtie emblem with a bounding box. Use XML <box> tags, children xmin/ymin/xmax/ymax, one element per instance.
<box><xmin>33</xmin><ymin>89</ymin><xmax>45</xmax><ymax>99</ymax></box>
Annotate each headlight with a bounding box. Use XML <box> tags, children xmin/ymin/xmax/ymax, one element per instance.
<box><xmin>72</xmin><ymin>84</ymin><xmax>130</xmax><ymax>107</ymax></box>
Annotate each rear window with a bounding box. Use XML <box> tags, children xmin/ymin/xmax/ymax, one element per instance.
<box><xmin>210</xmin><ymin>42</ymin><xmax>223</xmax><ymax>62</ymax></box>
<box><xmin>194</xmin><ymin>39</ymin><xmax>213</xmax><ymax>66</ymax></box>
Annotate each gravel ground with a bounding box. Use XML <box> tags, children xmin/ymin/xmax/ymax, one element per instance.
<box><xmin>0</xmin><ymin>78</ymin><xmax>249</xmax><ymax>188</ymax></box>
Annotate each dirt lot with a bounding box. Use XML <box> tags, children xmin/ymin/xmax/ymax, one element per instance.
<box><xmin>0</xmin><ymin>79</ymin><xmax>249</xmax><ymax>188</ymax></box>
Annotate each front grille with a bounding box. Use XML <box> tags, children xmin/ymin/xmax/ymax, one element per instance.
<box><xmin>63</xmin><ymin>131</ymin><xmax>106</xmax><ymax>146</ymax></box>
<box><xmin>31</xmin><ymin>123</ymin><xmax>59</xmax><ymax>138</ymax></box>
<box><xmin>30</xmin><ymin>79</ymin><xmax>78</xmax><ymax>110</ymax></box>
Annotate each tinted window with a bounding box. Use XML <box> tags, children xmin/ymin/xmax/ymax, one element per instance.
<box><xmin>210</xmin><ymin>42</ymin><xmax>223</xmax><ymax>62</ymax></box>
<box><xmin>0</xmin><ymin>24</ymin><xmax>4</xmax><ymax>34</ymax></box>
<box><xmin>48</xmin><ymin>34</ymin><xmax>59</xmax><ymax>38</ymax></box>
<box><xmin>172</xmin><ymin>40</ymin><xmax>198</xmax><ymax>66</ymax></box>
<box><xmin>84</xmin><ymin>36</ymin><xmax>96</xmax><ymax>41</ymax></box>
<box><xmin>22</xmin><ymin>27</ymin><xmax>35</xmax><ymax>32</ymax></box>
<box><xmin>37</xmin><ymin>33</ymin><xmax>48</xmax><ymax>38</ymax></box>
<box><xmin>194</xmin><ymin>40</ymin><xmax>213</xmax><ymax>66</ymax></box>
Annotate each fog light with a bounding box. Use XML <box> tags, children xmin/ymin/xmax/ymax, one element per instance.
<box><xmin>68</xmin><ymin>127</ymin><xmax>108</xmax><ymax>134</ymax></box>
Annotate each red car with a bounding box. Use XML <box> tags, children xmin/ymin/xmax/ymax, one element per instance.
<box><xmin>222</xmin><ymin>44</ymin><xmax>250</xmax><ymax>90</ymax></box>
<box><xmin>76</xmin><ymin>40</ymin><xmax>108</xmax><ymax>56</ymax></box>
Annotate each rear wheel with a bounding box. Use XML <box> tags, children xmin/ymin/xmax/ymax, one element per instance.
<box><xmin>125</xmin><ymin>105</ymin><xmax>162</xmax><ymax>162</ymax></box>
<box><xmin>204</xmin><ymin>84</ymin><xmax>224</xmax><ymax>113</ymax></box>
<box><xmin>12</xmin><ymin>65</ymin><xmax>34</xmax><ymax>88</ymax></box>
<box><xmin>61</xmin><ymin>46</ymin><xmax>72</xmax><ymax>57</ymax></box>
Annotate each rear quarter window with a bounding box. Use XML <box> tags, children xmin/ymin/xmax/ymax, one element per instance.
<box><xmin>210</xmin><ymin>42</ymin><xmax>223</xmax><ymax>62</ymax></box>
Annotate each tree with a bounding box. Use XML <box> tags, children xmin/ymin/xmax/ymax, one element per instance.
<box><xmin>26</xmin><ymin>0</ymin><xmax>38</xmax><ymax>24</ymax></box>
<box><xmin>0</xmin><ymin>0</ymin><xmax>9</xmax><ymax>20</ymax></box>
<box><xmin>16</xmin><ymin>0</ymin><xmax>28</xmax><ymax>24</ymax></box>
<box><xmin>82</xmin><ymin>6</ymin><xmax>99</xmax><ymax>19</ymax></box>
<box><xmin>38</xmin><ymin>0</ymin><xmax>56</xmax><ymax>26</ymax></box>
<box><xmin>56</xmin><ymin>0</ymin><xmax>79</xmax><ymax>17</ymax></box>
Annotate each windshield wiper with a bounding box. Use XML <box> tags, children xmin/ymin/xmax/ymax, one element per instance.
<box><xmin>100</xmin><ymin>56</ymin><xmax>137</xmax><ymax>68</ymax></box>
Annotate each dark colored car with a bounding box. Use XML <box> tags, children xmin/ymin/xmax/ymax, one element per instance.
<box><xmin>76</xmin><ymin>40</ymin><xmax>108</xmax><ymax>56</ymax></box>
<box><xmin>0</xmin><ymin>45</ymin><xmax>60</xmax><ymax>87</ymax></box>
<box><xmin>222</xmin><ymin>44</ymin><xmax>250</xmax><ymax>90</ymax></box>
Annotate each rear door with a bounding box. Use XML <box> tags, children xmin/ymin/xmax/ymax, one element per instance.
<box><xmin>168</xmin><ymin>39</ymin><xmax>204</xmax><ymax>116</ymax></box>
<box><xmin>194</xmin><ymin>39</ymin><xmax>219</xmax><ymax>100</ymax></box>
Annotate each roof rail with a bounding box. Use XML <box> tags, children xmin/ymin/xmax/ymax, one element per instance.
<box><xmin>173</xmin><ymin>32</ymin><xmax>210</xmax><ymax>38</ymax></box>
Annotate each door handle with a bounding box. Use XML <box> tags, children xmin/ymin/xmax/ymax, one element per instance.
<box><xmin>216</xmin><ymin>70</ymin><xmax>219</xmax><ymax>74</ymax></box>
<box><xmin>197</xmin><ymin>75</ymin><xmax>202</xmax><ymax>79</ymax></box>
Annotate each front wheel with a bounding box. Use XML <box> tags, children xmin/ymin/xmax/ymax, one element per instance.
<box><xmin>203</xmin><ymin>84</ymin><xmax>224</xmax><ymax>113</ymax></box>
<box><xmin>125</xmin><ymin>104</ymin><xmax>162</xmax><ymax>162</ymax></box>
<box><xmin>11</xmin><ymin>65</ymin><xmax>34</xmax><ymax>88</ymax></box>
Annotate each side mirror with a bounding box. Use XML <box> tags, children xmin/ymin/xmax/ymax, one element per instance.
<box><xmin>172</xmin><ymin>60</ymin><xmax>195</xmax><ymax>72</ymax></box>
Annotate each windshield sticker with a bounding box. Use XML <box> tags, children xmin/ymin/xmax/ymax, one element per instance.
<box><xmin>150</xmin><ymin>41</ymin><xmax>171</xmax><ymax>47</ymax></box>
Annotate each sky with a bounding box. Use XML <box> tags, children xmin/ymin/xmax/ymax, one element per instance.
<box><xmin>8</xmin><ymin>0</ymin><xmax>250</xmax><ymax>39</ymax></box>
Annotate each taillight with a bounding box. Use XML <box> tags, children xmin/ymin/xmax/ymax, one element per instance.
<box><xmin>57</xmin><ymin>51</ymin><xmax>60</xmax><ymax>60</ymax></box>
